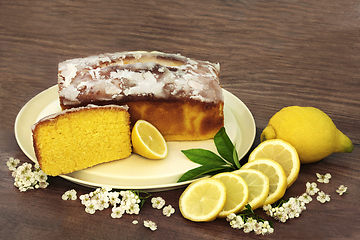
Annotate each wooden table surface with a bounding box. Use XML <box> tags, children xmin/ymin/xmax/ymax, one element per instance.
<box><xmin>1</xmin><ymin>1</ymin><xmax>359</xmax><ymax>239</ymax></box>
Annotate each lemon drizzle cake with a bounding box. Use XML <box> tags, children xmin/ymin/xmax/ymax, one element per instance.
<box><xmin>58</xmin><ymin>51</ymin><xmax>224</xmax><ymax>141</ymax></box>
<box><xmin>31</xmin><ymin>105</ymin><xmax>132</xmax><ymax>176</ymax></box>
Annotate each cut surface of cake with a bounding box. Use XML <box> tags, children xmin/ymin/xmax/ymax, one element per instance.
<box><xmin>31</xmin><ymin>105</ymin><xmax>132</xmax><ymax>176</ymax></box>
<box><xmin>58</xmin><ymin>51</ymin><xmax>224</xmax><ymax>141</ymax></box>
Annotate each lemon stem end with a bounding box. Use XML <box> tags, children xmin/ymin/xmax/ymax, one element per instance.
<box><xmin>261</xmin><ymin>125</ymin><xmax>276</xmax><ymax>142</ymax></box>
<box><xmin>335</xmin><ymin>130</ymin><xmax>354</xmax><ymax>153</ymax></box>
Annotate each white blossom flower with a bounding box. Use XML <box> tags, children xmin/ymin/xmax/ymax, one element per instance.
<box><xmin>80</xmin><ymin>194</ymin><xmax>91</xmax><ymax>205</ymax></box>
<box><xmin>126</xmin><ymin>202</ymin><xmax>140</xmax><ymax>215</ymax></box>
<box><xmin>111</xmin><ymin>206</ymin><xmax>125</xmax><ymax>218</ymax></box>
<box><xmin>298</xmin><ymin>192</ymin><xmax>312</xmax><ymax>204</ymax></box>
<box><xmin>227</xmin><ymin>210</ymin><xmax>273</xmax><ymax>234</ymax></box>
<box><xmin>226</xmin><ymin>213</ymin><xmax>237</xmax><ymax>221</ymax></box>
<box><xmin>132</xmin><ymin>220</ymin><xmax>139</xmax><ymax>225</ymax></box>
<box><xmin>68</xmin><ymin>187</ymin><xmax>152</xmax><ymax>218</ymax></box>
<box><xmin>8</xmin><ymin>159</ymin><xmax>49</xmax><ymax>192</ymax></box>
<box><xmin>163</xmin><ymin>205</ymin><xmax>175</xmax><ymax>217</ymax></box>
<box><xmin>23</xmin><ymin>171</ymin><xmax>36</xmax><ymax>186</ymax></box>
<box><xmin>262</xmin><ymin>221</ymin><xmax>274</xmax><ymax>234</ymax></box>
<box><xmin>7</xmin><ymin>157</ymin><xmax>20</xmax><ymax>171</ymax></box>
<box><xmin>254</xmin><ymin>221</ymin><xmax>264</xmax><ymax>235</ymax></box>
<box><xmin>243</xmin><ymin>218</ymin><xmax>256</xmax><ymax>233</ymax></box>
<box><xmin>97</xmin><ymin>195</ymin><xmax>110</xmax><ymax>211</ymax></box>
<box><xmin>306</xmin><ymin>182</ymin><xmax>319</xmax><ymax>195</ymax></box>
<box><xmin>36</xmin><ymin>181</ymin><xmax>49</xmax><ymax>189</ymax></box>
<box><xmin>273</xmin><ymin>207</ymin><xmax>289</xmax><ymax>223</ymax></box>
<box><xmin>85</xmin><ymin>200</ymin><xmax>98</xmax><ymax>214</ymax></box>
<box><xmin>35</xmin><ymin>170</ymin><xmax>48</xmax><ymax>183</ymax></box>
<box><xmin>108</xmin><ymin>192</ymin><xmax>121</xmax><ymax>206</ymax></box>
<box><xmin>62</xmin><ymin>189</ymin><xmax>77</xmax><ymax>200</ymax></box>
<box><xmin>101</xmin><ymin>186</ymin><xmax>112</xmax><ymax>194</ymax></box>
<box><xmin>144</xmin><ymin>220</ymin><xmax>157</xmax><ymax>231</ymax></box>
<box><xmin>317</xmin><ymin>191</ymin><xmax>330</xmax><ymax>203</ymax></box>
<box><xmin>20</xmin><ymin>163</ymin><xmax>32</xmax><ymax>175</ymax></box>
<box><xmin>316</xmin><ymin>173</ymin><xmax>331</xmax><ymax>183</ymax></box>
<box><xmin>34</xmin><ymin>163</ymin><xmax>41</xmax><ymax>170</ymax></box>
<box><xmin>336</xmin><ymin>185</ymin><xmax>348</xmax><ymax>195</ymax></box>
<box><xmin>117</xmin><ymin>191</ymin><xmax>141</xmax><ymax>215</ymax></box>
<box><xmin>263</xmin><ymin>204</ymin><xmax>273</xmax><ymax>217</ymax></box>
<box><xmin>151</xmin><ymin>197</ymin><xmax>165</xmax><ymax>209</ymax></box>
<box><xmin>120</xmin><ymin>191</ymin><xmax>141</xmax><ymax>205</ymax></box>
<box><xmin>230</xmin><ymin>216</ymin><xmax>244</xmax><ymax>229</ymax></box>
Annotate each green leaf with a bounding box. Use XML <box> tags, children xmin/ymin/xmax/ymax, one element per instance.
<box><xmin>232</xmin><ymin>144</ymin><xmax>240</xmax><ymax>169</ymax></box>
<box><xmin>214</xmin><ymin>127</ymin><xmax>238</xmax><ymax>167</ymax></box>
<box><xmin>178</xmin><ymin>127</ymin><xmax>241</xmax><ymax>182</ymax></box>
<box><xmin>181</xmin><ymin>149</ymin><xmax>229</xmax><ymax>166</ymax></box>
<box><xmin>177</xmin><ymin>165</ymin><xmax>229</xmax><ymax>183</ymax></box>
<box><xmin>243</xmin><ymin>204</ymin><xmax>253</xmax><ymax>214</ymax></box>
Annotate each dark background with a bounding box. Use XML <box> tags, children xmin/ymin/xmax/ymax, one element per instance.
<box><xmin>1</xmin><ymin>1</ymin><xmax>359</xmax><ymax>239</ymax></box>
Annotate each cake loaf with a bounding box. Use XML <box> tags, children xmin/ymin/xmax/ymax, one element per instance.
<box><xmin>31</xmin><ymin>105</ymin><xmax>132</xmax><ymax>176</ymax></box>
<box><xmin>58</xmin><ymin>51</ymin><xmax>224</xmax><ymax>141</ymax></box>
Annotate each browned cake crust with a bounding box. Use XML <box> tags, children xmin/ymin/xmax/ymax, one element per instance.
<box><xmin>58</xmin><ymin>51</ymin><xmax>224</xmax><ymax>141</ymax></box>
<box><xmin>126</xmin><ymin>100</ymin><xmax>223</xmax><ymax>141</ymax></box>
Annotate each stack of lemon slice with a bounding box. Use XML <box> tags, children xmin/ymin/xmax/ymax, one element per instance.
<box><xmin>130</xmin><ymin>120</ymin><xmax>301</xmax><ymax>222</ymax></box>
<box><xmin>179</xmin><ymin>172</ymin><xmax>249</xmax><ymax>222</ymax></box>
<box><xmin>179</xmin><ymin>139</ymin><xmax>301</xmax><ymax>222</ymax></box>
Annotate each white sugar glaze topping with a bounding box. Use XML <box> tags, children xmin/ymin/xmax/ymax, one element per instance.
<box><xmin>58</xmin><ymin>51</ymin><xmax>223</xmax><ymax>105</ymax></box>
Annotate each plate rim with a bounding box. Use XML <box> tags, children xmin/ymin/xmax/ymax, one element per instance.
<box><xmin>14</xmin><ymin>85</ymin><xmax>256</xmax><ymax>191</ymax></box>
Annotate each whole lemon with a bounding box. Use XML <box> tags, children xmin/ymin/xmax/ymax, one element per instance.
<box><xmin>260</xmin><ymin>106</ymin><xmax>353</xmax><ymax>164</ymax></box>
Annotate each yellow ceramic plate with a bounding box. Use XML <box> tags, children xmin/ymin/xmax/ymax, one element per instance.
<box><xmin>14</xmin><ymin>85</ymin><xmax>255</xmax><ymax>191</ymax></box>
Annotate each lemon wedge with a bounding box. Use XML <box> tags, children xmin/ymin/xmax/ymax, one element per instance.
<box><xmin>233</xmin><ymin>169</ymin><xmax>269</xmax><ymax>210</ymax></box>
<box><xmin>249</xmin><ymin>139</ymin><xmax>300</xmax><ymax>187</ymax></box>
<box><xmin>131</xmin><ymin>120</ymin><xmax>168</xmax><ymax>159</ymax></box>
<box><xmin>212</xmin><ymin>172</ymin><xmax>249</xmax><ymax>218</ymax></box>
<box><xmin>179</xmin><ymin>178</ymin><xmax>227</xmax><ymax>222</ymax></box>
<box><xmin>241</xmin><ymin>159</ymin><xmax>287</xmax><ymax>205</ymax></box>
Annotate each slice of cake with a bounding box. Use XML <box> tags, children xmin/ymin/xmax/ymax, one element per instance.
<box><xmin>31</xmin><ymin>105</ymin><xmax>132</xmax><ymax>176</ymax></box>
<box><xmin>58</xmin><ymin>51</ymin><xmax>224</xmax><ymax>141</ymax></box>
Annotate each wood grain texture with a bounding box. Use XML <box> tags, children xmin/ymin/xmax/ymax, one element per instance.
<box><xmin>1</xmin><ymin>0</ymin><xmax>359</xmax><ymax>239</ymax></box>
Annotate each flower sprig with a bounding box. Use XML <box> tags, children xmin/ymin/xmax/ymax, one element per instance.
<box><xmin>7</xmin><ymin>157</ymin><xmax>49</xmax><ymax>192</ymax></box>
<box><xmin>264</xmin><ymin>173</ymin><xmax>348</xmax><ymax>224</ymax></box>
<box><xmin>77</xmin><ymin>187</ymin><xmax>152</xmax><ymax>216</ymax></box>
<box><xmin>62</xmin><ymin>188</ymin><xmax>175</xmax><ymax>231</ymax></box>
<box><xmin>227</xmin><ymin>204</ymin><xmax>274</xmax><ymax>235</ymax></box>
<box><xmin>263</xmin><ymin>196</ymin><xmax>308</xmax><ymax>223</ymax></box>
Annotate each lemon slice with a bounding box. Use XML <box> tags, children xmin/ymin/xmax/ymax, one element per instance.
<box><xmin>233</xmin><ymin>169</ymin><xmax>269</xmax><ymax>210</ymax></box>
<box><xmin>249</xmin><ymin>139</ymin><xmax>300</xmax><ymax>187</ymax></box>
<box><xmin>131</xmin><ymin>120</ymin><xmax>168</xmax><ymax>159</ymax></box>
<box><xmin>179</xmin><ymin>178</ymin><xmax>227</xmax><ymax>222</ymax></box>
<box><xmin>212</xmin><ymin>172</ymin><xmax>249</xmax><ymax>218</ymax></box>
<box><xmin>241</xmin><ymin>159</ymin><xmax>287</xmax><ymax>205</ymax></box>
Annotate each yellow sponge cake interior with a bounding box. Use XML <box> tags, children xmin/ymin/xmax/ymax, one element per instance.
<box><xmin>32</xmin><ymin>105</ymin><xmax>131</xmax><ymax>176</ymax></box>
